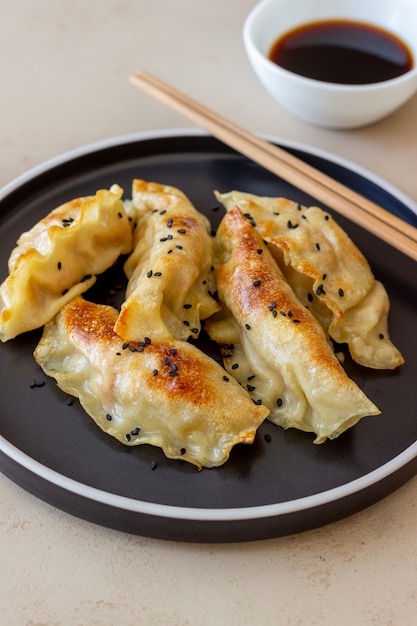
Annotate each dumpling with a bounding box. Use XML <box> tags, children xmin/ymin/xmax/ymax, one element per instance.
<box><xmin>114</xmin><ymin>180</ymin><xmax>220</xmax><ymax>342</ymax></box>
<box><xmin>0</xmin><ymin>184</ymin><xmax>132</xmax><ymax>342</ymax></box>
<box><xmin>34</xmin><ymin>296</ymin><xmax>268</xmax><ymax>468</ymax></box>
<box><xmin>214</xmin><ymin>190</ymin><xmax>404</xmax><ymax>370</ymax></box>
<box><xmin>205</xmin><ymin>206</ymin><xmax>380</xmax><ymax>443</ymax></box>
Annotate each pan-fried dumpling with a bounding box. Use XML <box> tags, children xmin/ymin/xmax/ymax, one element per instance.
<box><xmin>215</xmin><ymin>190</ymin><xmax>404</xmax><ymax>370</ymax></box>
<box><xmin>34</xmin><ymin>296</ymin><xmax>268</xmax><ymax>468</ymax></box>
<box><xmin>205</xmin><ymin>207</ymin><xmax>380</xmax><ymax>443</ymax></box>
<box><xmin>114</xmin><ymin>180</ymin><xmax>220</xmax><ymax>342</ymax></box>
<box><xmin>0</xmin><ymin>185</ymin><xmax>132</xmax><ymax>342</ymax></box>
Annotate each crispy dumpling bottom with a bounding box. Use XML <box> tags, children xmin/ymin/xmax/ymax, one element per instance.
<box><xmin>34</xmin><ymin>297</ymin><xmax>268</xmax><ymax>468</ymax></box>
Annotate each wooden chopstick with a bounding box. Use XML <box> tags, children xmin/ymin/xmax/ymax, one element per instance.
<box><xmin>129</xmin><ymin>70</ymin><xmax>417</xmax><ymax>262</ymax></box>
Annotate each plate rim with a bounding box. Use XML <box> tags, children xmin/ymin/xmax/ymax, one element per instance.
<box><xmin>1</xmin><ymin>128</ymin><xmax>416</xmax><ymax>525</ymax></box>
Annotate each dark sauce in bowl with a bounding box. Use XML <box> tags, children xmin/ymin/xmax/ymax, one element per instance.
<box><xmin>268</xmin><ymin>20</ymin><xmax>414</xmax><ymax>84</ymax></box>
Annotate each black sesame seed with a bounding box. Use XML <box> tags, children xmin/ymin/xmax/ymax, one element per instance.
<box><xmin>316</xmin><ymin>284</ymin><xmax>325</xmax><ymax>296</ymax></box>
<box><xmin>245</xmin><ymin>324</ymin><xmax>251</xmax><ymax>330</ymax></box>
<box><xmin>247</xmin><ymin>375</ymin><xmax>256</xmax><ymax>381</ymax></box>
<box><xmin>254</xmin><ymin>399</ymin><xmax>262</xmax><ymax>405</ymax></box>
<box><xmin>159</xmin><ymin>209</ymin><xmax>167</xmax><ymax>215</ymax></box>
<box><xmin>280</xmin><ymin>311</ymin><xmax>286</xmax><ymax>317</ymax></box>
<box><xmin>160</xmin><ymin>237</ymin><xmax>168</xmax><ymax>242</ymax></box>
<box><xmin>66</xmin><ymin>397</ymin><xmax>73</xmax><ymax>406</ymax></box>
<box><xmin>152</xmin><ymin>369</ymin><xmax>158</xmax><ymax>376</ymax></box>
<box><xmin>287</xmin><ymin>311</ymin><xmax>293</xmax><ymax>317</ymax></box>
<box><xmin>253</xmin><ymin>280</ymin><xmax>261</xmax><ymax>287</ymax></box>
<box><xmin>176</xmin><ymin>245</ymin><xmax>183</xmax><ymax>250</ymax></box>
<box><xmin>315</xmin><ymin>242</ymin><xmax>321</xmax><ymax>251</ymax></box>
<box><xmin>272</xmin><ymin>310</ymin><xmax>278</xmax><ymax>317</ymax></box>
<box><xmin>292</xmin><ymin>319</ymin><xmax>301</xmax><ymax>323</ymax></box>
<box><xmin>167</xmin><ymin>234</ymin><xmax>173</xmax><ymax>240</ymax></box>
<box><xmin>106</xmin><ymin>414</ymin><xmax>113</xmax><ymax>421</ymax></box>
<box><xmin>177</xmin><ymin>229</ymin><xmax>187</xmax><ymax>234</ymax></box>
<box><xmin>167</xmin><ymin>218</ymin><xmax>173</xmax><ymax>228</ymax></box>
<box><xmin>247</xmin><ymin>385</ymin><xmax>256</xmax><ymax>392</ymax></box>
<box><xmin>256</xmin><ymin>249</ymin><xmax>263</xmax><ymax>255</ymax></box>
<box><xmin>179</xmin><ymin>448</ymin><xmax>186</xmax><ymax>456</ymax></box>
<box><xmin>125</xmin><ymin>434</ymin><xmax>131</xmax><ymax>442</ymax></box>
<box><xmin>169</xmin><ymin>348</ymin><xmax>177</xmax><ymax>355</ymax></box>
<box><xmin>324</xmin><ymin>214</ymin><xmax>330</xmax><ymax>220</ymax></box>
<box><xmin>273</xmin><ymin>211</ymin><xmax>280</xmax><ymax>216</ymax></box>
<box><xmin>231</xmin><ymin>363</ymin><xmax>239</xmax><ymax>370</ymax></box>
<box><xmin>277</xmin><ymin>398</ymin><xmax>283</xmax><ymax>407</ymax></box>
<box><xmin>307</xmin><ymin>292</ymin><xmax>314</xmax><ymax>302</ymax></box>
<box><xmin>154</xmin><ymin>272</ymin><xmax>162</xmax><ymax>277</ymax></box>
<box><xmin>167</xmin><ymin>249</ymin><xmax>173</xmax><ymax>254</ymax></box>
<box><xmin>287</xmin><ymin>220</ymin><xmax>293</xmax><ymax>229</ymax></box>
<box><xmin>57</xmin><ymin>262</ymin><xmax>62</xmax><ymax>270</ymax></box>
<box><xmin>183</xmin><ymin>320</ymin><xmax>190</xmax><ymax>326</ymax></box>
<box><xmin>151</xmin><ymin>461</ymin><xmax>158</xmax><ymax>471</ymax></box>
<box><xmin>147</xmin><ymin>270</ymin><xmax>153</xmax><ymax>278</ymax></box>
<box><xmin>379</xmin><ymin>333</ymin><xmax>385</xmax><ymax>339</ymax></box>
<box><xmin>131</xmin><ymin>427</ymin><xmax>141</xmax><ymax>436</ymax></box>
<box><xmin>223</xmin><ymin>375</ymin><xmax>230</xmax><ymax>382</ymax></box>
<box><xmin>191</xmin><ymin>328</ymin><xmax>199</xmax><ymax>334</ymax></box>
<box><xmin>338</xmin><ymin>288</ymin><xmax>345</xmax><ymax>297</ymax></box>
<box><xmin>164</xmin><ymin>357</ymin><xmax>170</xmax><ymax>365</ymax></box>
<box><xmin>118</xmin><ymin>211</ymin><xmax>123</xmax><ymax>219</ymax></box>
<box><xmin>264</xmin><ymin>433</ymin><xmax>272</xmax><ymax>443</ymax></box>
<box><xmin>122</xmin><ymin>342</ymin><xmax>129</xmax><ymax>350</ymax></box>
<box><xmin>61</xmin><ymin>288</ymin><xmax>69</xmax><ymax>295</ymax></box>
<box><xmin>183</xmin><ymin>304</ymin><xmax>192</xmax><ymax>309</ymax></box>
<box><xmin>144</xmin><ymin>337</ymin><xmax>151</xmax><ymax>344</ymax></box>
<box><xmin>81</xmin><ymin>274</ymin><xmax>92</xmax><ymax>282</ymax></box>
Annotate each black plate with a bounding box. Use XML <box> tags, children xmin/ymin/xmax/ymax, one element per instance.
<box><xmin>1</xmin><ymin>130</ymin><xmax>417</xmax><ymax>543</ymax></box>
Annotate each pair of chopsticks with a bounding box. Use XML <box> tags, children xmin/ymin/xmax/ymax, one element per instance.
<box><xmin>129</xmin><ymin>70</ymin><xmax>417</xmax><ymax>263</ymax></box>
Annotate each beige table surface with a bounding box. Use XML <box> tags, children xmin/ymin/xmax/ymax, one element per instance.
<box><xmin>1</xmin><ymin>1</ymin><xmax>417</xmax><ymax>624</ymax></box>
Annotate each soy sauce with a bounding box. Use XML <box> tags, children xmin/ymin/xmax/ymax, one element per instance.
<box><xmin>268</xmin><ymin>20</ymin><xmax>414</xmax><ymax>84</ymax></box>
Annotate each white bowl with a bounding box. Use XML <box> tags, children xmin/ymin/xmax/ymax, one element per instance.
<box><xmin>243</xmin><ymin>0</ymin><xmax>417</xmax><ymax>129</ymax></box>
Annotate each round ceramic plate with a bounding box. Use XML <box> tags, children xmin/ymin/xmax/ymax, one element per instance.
<box><xmin>0</xmin><ymin>130</ymin><xmax>416</xmax><ymax>543</ymax></box>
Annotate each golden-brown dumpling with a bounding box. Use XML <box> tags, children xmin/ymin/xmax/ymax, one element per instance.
<box><xmin>0</xmin><ymin>185</ymin><xmax>132</xmax><ymax>342</ymax></box>
<box><xmin>205</xmin><ymin>206</ymin><xmax>380</xmax><ymax>443</ymax></box>
<box><xmin>34</xmin><ymin>296</ymin><xmax>268</xmax><ymax>468</ymax></box>
<box><xmin>114</xmin><ymin>180</ymin><xmax>219</xmax><ymax>342</ymax></box>
<box><xmin>214</xmin><ymin>190</ymin><xmax>404</xmax><ymax>370</ymax></box>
